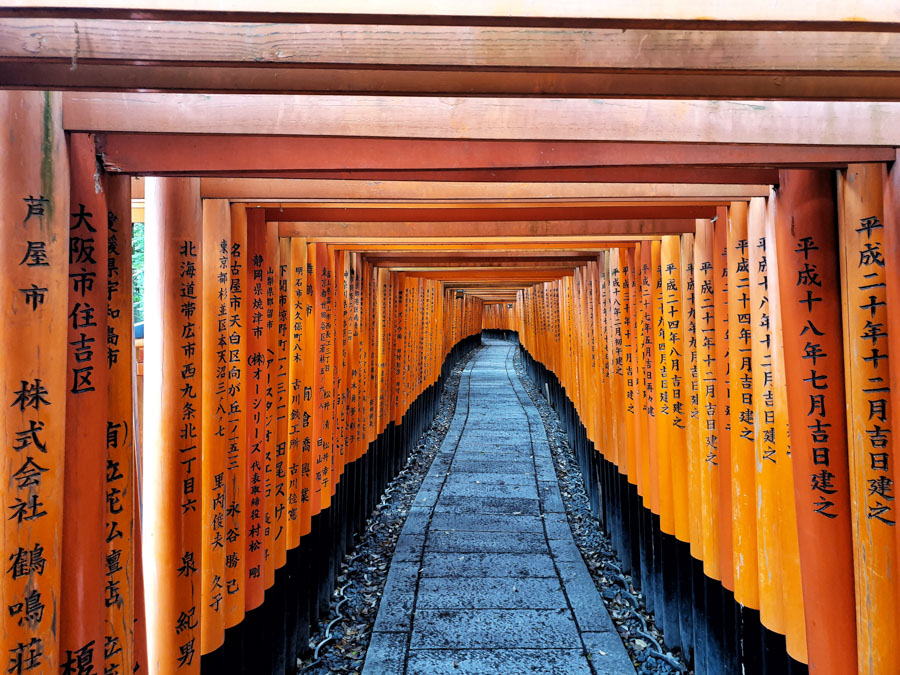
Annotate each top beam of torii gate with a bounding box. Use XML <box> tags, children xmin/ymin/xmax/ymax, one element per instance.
<box><xmin>3</xmin><ymin>1</ymin><xmax>899</xmax><ymax>27</ymax></box>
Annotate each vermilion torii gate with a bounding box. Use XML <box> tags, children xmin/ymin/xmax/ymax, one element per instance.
<box><xmin>1</xmin><ymin>4</ymin><xmax>900</xmax><ymax>675</ymax></box>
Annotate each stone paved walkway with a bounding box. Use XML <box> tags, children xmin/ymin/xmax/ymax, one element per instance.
<box><xmin>363</xmin><ymin>341</ymin><xmax>635</xmax><ymax>674</ymax></box>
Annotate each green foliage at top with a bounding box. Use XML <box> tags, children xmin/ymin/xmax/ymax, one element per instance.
<box><xmin>133</xmin><ymin>221</ymin><xmax>144</xmax><ymax>324</ymax></box>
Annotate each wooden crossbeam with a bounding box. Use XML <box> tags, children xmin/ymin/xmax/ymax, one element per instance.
<box><xmin>65</xmin><ymin>93</ymin><xmax>900</xmax><ymax>145</ymax></box>
<box><xmin>264</xmin><ymin>204</ymin><xmax>717</xmax><ymax>221</ymax></box>
<box><xmin>111</xmin><ymin>137</ymin><xmax>893</xmax><ymax>177</ymax></box>
<box><xmin>4</xmin><ymin>20</ymin><xmax>899</xmax><ymax>98</ymax></box>
<box><xmin>277</xmin><ymin>219</ymin><xmax>695</xmax><ymax>238</ymax></box>
<box><xmin>8</xmin><ymin>62</ymin><xmax>900</xmax><ymax>99</ymax></box>
<box><xmin>4</xmin><ymin>1</ymin><xmax>899</xmax><ymax>28</ymax></box>
<box><xmin>182</xmin><ymin>179</ymin><xmax>771</xmax><ymax>201</ymax></box>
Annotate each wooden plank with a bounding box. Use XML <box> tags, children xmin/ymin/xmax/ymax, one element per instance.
<box><xmin>3</xmin><ymin>0</ymin><xmax>899</xmax><ymax>27</ymax></box>
<box><xmin>277</xmin><ymin>220</ymin><xmax>695</xmax><ymax>238</ymax></box>
<box><xmin>111</xmin><ymin>137</ymin><xmax>887</xmax><ymax>176</ymax></box>
<box><xmin>64</xmin><ymin>93</ymin><xmax>900</xmax><ymax>145</ymax></box>
<box><xmin>9</xmin><ymin>21</ymin><xmax>900</xmax><ymax>71</ymax></box>
<box><xmin>265</xmin><ymin>204</ymin><xmax>717</xmax><ymax>221</ymax></box>
<box><xmin>195</xmin><ymin>179</ymin><xmax>772</xmax><ymax>201</ymax></box>
<box><xmin>14</xmin><ymin>62</ymin><xmax>900</xmax><ymax>99</ymax></box>
<box><xmin>130</xmin><ymin>166</ymin><xmax>781</xmax><ymax>185</ymax></box>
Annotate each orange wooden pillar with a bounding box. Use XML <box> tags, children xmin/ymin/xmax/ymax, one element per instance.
<box><xmin>1</xmin><ymin>90</ymin><xmax>69</xmax><ymax>674</ymax></box>
<box><xmin>244</xmin><ymin>208</ymin><xmax>267</xmax><ymax>608</ymax></box>
<box><xmin>726</xmin><ymin>201</ymin><xmax>759</xmax><ymax>616</ymax></box>
<box><xmin>224</xmin><ymin>204</ymin><xmax>247</xmax><ymax>630</ymax></box>
<box><xmin>661</xmin><ymin>236</ymin><xmax>690</xmax><ymax>543</ymax></box>
<box><xmin>313</xmin><ymin>242</ymin><xmax>335</xmax><ymax>513</ymax></box>
<box><xmin>105</xmin><ymin>173</ymin><xmax>136</xmax><ymax>674</ymax></box>
<box><xmin>60</xmin><ymin>132</ymin><xmax>109</xmax><ymax>675</ymax></box>
<box><xmin>837</xmin><ymin>164</ymin><xmax>898</xmax><ymax>674</ymax></box>
<box><xmin>287</xmin><ymin>236</ymin><xmax>310</xmax><ymax>546</ymax></box>
<box><xmin>200</xmin><ymin>199</ymin><xmax>231</xmax><ymax>655</ymax></box>
<box><xmin>774</xmin><ymin>169</ymin><xmax>856</xmax><ymax>674</ymax></box>
<box><xmin>887</xmin><ymin>153</ymin><xmax>900</xmax><ymax>615</ymax></box>
<box><xmin>264</xmin><ymin>220</ymin><xmax>283</xmax><ymax>586</ymax></box>
<box><xmin>713</xmin><ymin>208</ymin><xmax>735</xmax><ymax>597</ymax></box>
<box><xmin>747</xmin><ymin>197</ymin><xmax>785</xmax><ymax>640</ymax></box>
<box><xmin>681</xmin><ymin>233</ymin><xmax>703</xmax><ymax>565</ymax></box>
<box><xmin>627</xmin><ymin>247</ymin><xmax>645</xmax><ymax>502</ymax></box>
<box><xmin>694</xmin><ymin>219</ymin><xmax>722</xmax><ymax>584</ymax></box>
<box><xmin>142</xmin><ymin>176</ymin><xmax>203</xmax><ymax>674</ymax></box>
<box><xmin>765</xmin><ymin>189</ymin><xmax>806</xmax><ymax>665</ymax></box>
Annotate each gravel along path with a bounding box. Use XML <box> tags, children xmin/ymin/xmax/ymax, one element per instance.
<box><xmin>513</xmin><ymin>347</ymin><xmax>692</xmax><ymax>675</ymax></box>
<box><xmin>297</xmin><ymin>346</ymin><xmax>482</xmax><ymax>674</ymax></box>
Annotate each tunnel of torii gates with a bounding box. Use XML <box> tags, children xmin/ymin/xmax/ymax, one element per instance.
<box><xmin>3</xmin><ymin>5</ymin><xmax>900</xmax><ymax>675</ymax></box>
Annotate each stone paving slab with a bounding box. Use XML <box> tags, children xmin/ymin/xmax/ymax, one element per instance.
<box><xmin>364</xmin><ymin>342</ymin><xmax>635</xmax><ymax>675</ymax></box>
<box><xmin>420</xmin><ymin>552</ymin><xmax>557</xmax><ymax>578</ymax></box>
<box><xmin>425</xmin><ymin>530</ymin><xmax>547</xmax><ymax>554</ymax></box>
<box><xmin>449</xmin><ymin>458</ymin><xmax>534</xmax><ymax>474</ymax></box>
<box><xmin>428</xmin><ymin>512</ymin><xmax>545</xmax><ymax>533</ymax></box>
<box><xmin>432</xmin><ymin>494</ymin><xmax>541</xmax><ymax>515</ymax></box>
<box><xmin>442</xmin><ymin>471</ymin><xmax>535</xmax><ymax>486</ymax></box>
<box><xmin>415</xmin><ymin>577</ymin><xmax>567</xmax><ymax>609</ymax></box>
<box><xmin>406</xmin><ymin>648</ymin><xmax>594</xmax><ymax>675</ymax></box>
<box><xmin>410</xmin><ymin>609</ymin><xmax>582</xmax><ymax>649</ymax></box>
<box><xmin>439</xmin><ymin>481</ymin><xmax>537</xmax><ymax>499</ymax></box>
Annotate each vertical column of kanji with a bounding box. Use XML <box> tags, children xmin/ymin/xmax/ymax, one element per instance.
<box><xmin>662</xmin><ymin>236</ymin><xmax>689</xmax><ymax>543</ymax></box>
<box><xmin>774</xmin><ymin>170</ymin><xmax>856</xmax><ymax>673</ymax></box>
<box><xmin>60</xmin><ymin>133</ymin><xmax>109</xmax><ymax>675</ymax></box>
<box><xmin>142</xmin><ymin>177</ymin><xmax>202</xmax><ymax>674</ymax></box>
<box><xmin>105</xmin><ymin>174</ymin><xmax>135</xmax><ymax>675</ymax></box>
<box><xmin>886</xmin><ymin>154</ymin><xmax>900</xmax><ymax>613</ymax></box>
<box><xmin>649</xmin><ymin>241</ymin><xmax>665</xmax><ymax>523</ymax></box>
<box><xmin>694</xmin><ymin>220</ymin><xmax>721</xmax><ymax>583</ymax></box>
<box><xmin>681</xmin><ymin>234</ymin><xmax>703</xmax><ymax>563</ymax></box>
<box><xmin>640</xmin><ymin>243</ymin><xmax>657</xmax><ymax>507</ymax></box>
<box><xmin>611</xmin><ymin>253</ymin><xmax>627</xmax><ymax>474</ymax></box>
<box><xmin>347</xmin><ymin>256</ymin><xmax>359</xmax><ymax>469</ymax></box>
<box><xmin>224</xmin><ymin>204</ymin><xmax>247</xmax><ymax>630</ymax></box>
<box><xmin>625</xmin><ymin>244</ymin><xmax>644</xmax><ymax>496</ymax></box>
<box><xmin>306</xmin><ymin>243</ymin><xmax>323</xmax><ymax>523</ymax></box>
<box><xmin>585</xmin><ymin>267</ymin><xmax>597</xmax><ymax>445</ymax></box>
<box><xmin>593</xmin><ymin>260</ymin><xmax>610</xmax><ymax>455</ymax></box>
<box><xmin>726</xmin><ymin>202</ymin><xmax>759</xmax><ymax>613</ymax></box>
<box><xmin>0</xmin><ymin>90</ymin><xmax>68</xmax><ymax>675</ymax></box>
<box><xmin>632</xmin><ymin>245</ymin><xmax>647</xmax><ymax>499</ymax></box>
<box><xmin>837</xmin><ymin>164</ymin><xmax>898</xmax><ymax>674</ymax></box>
<box><xmin>713</xmin><ymin>210</ymin><xmax>735</xmax><ymax>594</ymax></box>
<box><xmin>392</xmin><ymin>274</ymin><xmax>404</xmax><ymax>429</ymax></box>
<box><xmin>262</xmin><ymin>223</ymin><xmax>277</xmax><ymax>588</ymax></box>
<box><xmin>622</xmin><ymin>249</ymin><xmax>639</xmax><ymax>491</ymax></box>
<box><xmin>336</xmin><ymin>251</ymin><xmax>349</xmax><ymax>489</ymax></box>
<box><xmin>314</xmin><ymin>243</ymin><xmax>335</xmax><ymax>513</ymax></box>
<box><xmin>287</xmin><ymin>238</ymin><xmax>309</xmax><ymax>545</ymax></box>
<box><xmin>330</xmin><ymin>251</ymin><xmax>344</xmax><ymax>494</ymax></box>
<box><xmin>276</xmin><ymin>237</ymin><xmax>290</xmax><ymax>555</ymax></box>
<box><xmin>244</xmin><ymin>208</ymin><xmax>267</xmax><ymax>609</ymax></box>
<box><xmin>748</xmin><ymin>197</ymin><xmax>784</xmax><ymax>638</ymax></box>
<box><xmin>366</xmin><ymin>263</ymin><xmax>378</xmax><ymax>449</ymax></box>
<box><xmin>200</xmin><ymin>199</ymin><xmax>230</xmax><ymax>655</ymax></box>
<box><xmin>765</xmin><ymin>191</ymin><xmax>806</xmax><ymax>665</ymax></box>
<box><xmin>583</xmin><ymin>268</ymin><xmax>599</xmax><ymax>457</ymax></box>
<box><xmin>265</xmin><ymin>222</ymin><xmax>285</xmax><ymax>578</ymax></box>
<box><xmin>580</xmin><ymin>269</ymin><xmax>596</xmax><ymax>447</ymax></box>
<box><xmin>375</xmin><ymin>268</ymin><xmax>388</xmax><ymax>444</ymax></box>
